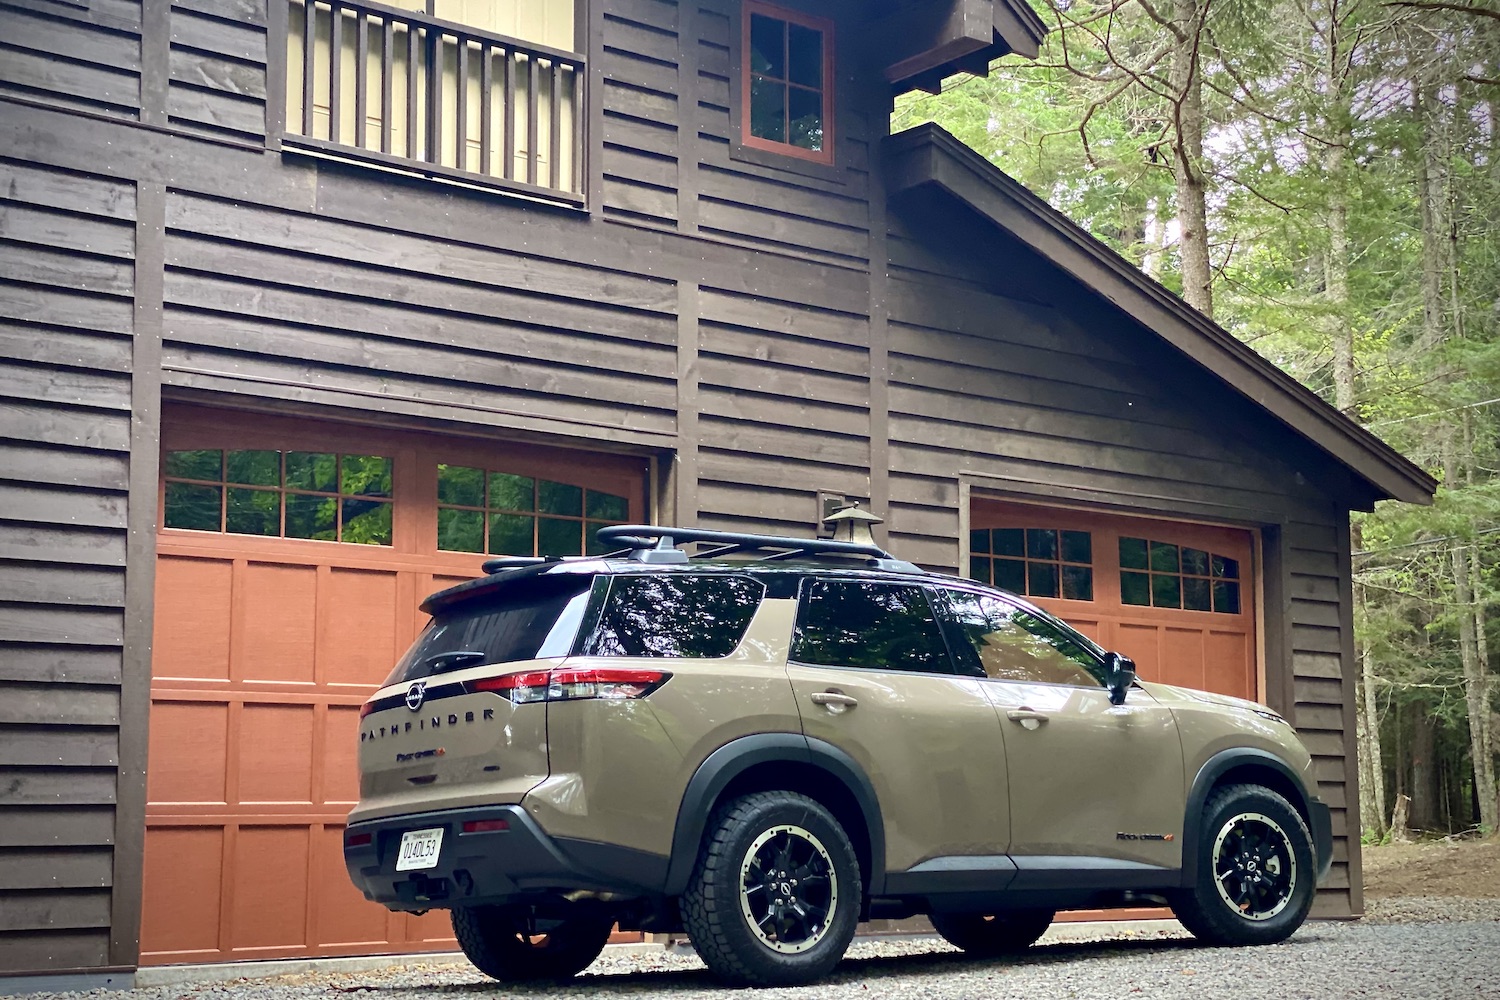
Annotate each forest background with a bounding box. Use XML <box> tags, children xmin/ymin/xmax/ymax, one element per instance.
<box><xmin>901</xmin><ymin>0</ymin><xmax>1500</xmax><ymax>840</ymax></box>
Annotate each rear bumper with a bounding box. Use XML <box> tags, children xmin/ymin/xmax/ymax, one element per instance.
<box><xmin>344</xmin><ymin>804</ymin><xmax>668</xmax><ymax>911</ymax></box>
<box><xmin>1309</xmin><ymin>796</ymin><xmax>1334</xmax><ymax>883</ymax></box>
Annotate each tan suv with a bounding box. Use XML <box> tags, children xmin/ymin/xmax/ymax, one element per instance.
<box><xmin>344</xmin><ymin>524</ymin><xmax>1333</xmax><ymax>986</ymax></box>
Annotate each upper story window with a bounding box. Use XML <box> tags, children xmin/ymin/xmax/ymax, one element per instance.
<box><xmin>742</xmin><ymin>2</ymin><xmax>832</xmax><ymax>164</ymax></box>
<box><xmin>285</xmin><ymin>0</ymin><xmax>584</xmax><ymax>202</ymax></box>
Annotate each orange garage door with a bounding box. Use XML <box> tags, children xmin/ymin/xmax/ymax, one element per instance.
<box><xmin>141</xmin><ymin>405</ymin><xmax>647</xmax><ymax>965</ymax></box>
<box><xmin>970</xmin><ymin>500</ymin><xmax>1257</xmax><ymax>702</ymax></box>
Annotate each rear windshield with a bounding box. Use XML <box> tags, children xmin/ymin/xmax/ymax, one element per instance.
<box><xmin>385</xmin><ymin>573</ymin><xmax>596</xmax><ymax>685</ymax></box>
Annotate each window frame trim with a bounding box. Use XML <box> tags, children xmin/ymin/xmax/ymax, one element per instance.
<box><xmin>738</xmin><ymin>0</ymin><xmax>836</xmax><ymax>167</ymax></box>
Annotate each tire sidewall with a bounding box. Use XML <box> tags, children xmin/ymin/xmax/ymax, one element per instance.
<box><xmin>1192</xmin><ymin>786</ymin><xmax>1316</xmax><ymax>944</ymax></box>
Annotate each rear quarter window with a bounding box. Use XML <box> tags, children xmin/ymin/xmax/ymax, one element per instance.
<box><xmin>582</xmin><ymin>575</ymin><xmax>764</xmax><ymax>658</ymax></box>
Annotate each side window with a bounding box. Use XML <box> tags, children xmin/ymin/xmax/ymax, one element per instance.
<box><xmin>583</xmin><ymin>575</ymin><xmax>763</xmax><ymax>658</ymax></box>
<box><xmin>792</xmin><ymin>581</ymin><xmax>952</xmax><ymax>675</ymax></box>
<box><xmin>742</xmin><ymin>1</ymin><xmax>833</xmax><ymax>164</ymax></box>
<box><xmin>940</xmin><ymin>590</ymin><xmax>1103</xmax><ymax>687</ymax></box>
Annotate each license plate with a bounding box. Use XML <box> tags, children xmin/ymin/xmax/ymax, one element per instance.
<box><xmin>395</xmin><ymin>828</ymin><xmax>444</xmax><ymax>872</ymax></box>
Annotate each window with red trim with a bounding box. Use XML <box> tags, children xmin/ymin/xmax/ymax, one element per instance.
<box><xmin>742</xmin><ymin>2</ymin><xmax>833</xmax><ymax>163</ymax></box>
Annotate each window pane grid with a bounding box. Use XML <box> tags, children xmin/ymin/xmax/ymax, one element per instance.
<box><xmin>969</xmin><ymin>528</ymin><xmax>1093</xmax><ymax>601</ymax></box>
<box><xmin>1119</xmin><ymin>537</ymin><xmax>1240</xmax><ymax>613</ymax></box>
<box><xmin>436</xmin><ymin>464</ymin><xmax>628</xmax><ymax>556</ymax></box>
<box><xmin>162</xmin><ymin>449</ymin><xmax>393</xmax><ymax>545</ymax></box>
<box><xmin>744</xmin><ymin>3</ymin><xmax>829</xmax><ymax>159</ymax></box>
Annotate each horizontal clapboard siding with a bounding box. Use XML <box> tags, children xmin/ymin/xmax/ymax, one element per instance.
<box><xmin>600</xmin><ymin>0</ymin><xmax>680</xmax><ymax>226</ymax></box>
<box><xmin>696</xmin><ymin>285</ymin><xmax>870</xmax><ymax>533</ymax></box>
<box><xmin>0</xmin><ymin>157</ymin><xmax>132</xmax><ymax>967</ymax></box>
<box><xmin>1287</xmin><ymin>519</ymin><xmax>1359</xmax><ymax>915</ymax></box>
<box><xmin>0</xmin><ymin>0</ymin><xmax>142</xmax><ymax>119</ymax></box>
<box><xmin>160</xmin><ymin>191</ymin><xmax>680</xmax><ymax>437</ymax></box>
<box><xmin>166</xmin><ymin>0</ymin><xmax>269</xmax><ymax>140</ymax></box>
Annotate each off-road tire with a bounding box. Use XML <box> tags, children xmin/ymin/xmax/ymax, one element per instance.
<box><xmin>450</xmin><ymin>904</ymin><xmax>614</xmax><ymax>982</ymax></box>
<box><xmin>681</xmin><ymin>791</ymin><xmax>861</xmax><ymax>986</ymax></box>
<box><xmin>929</xmin><ymin>909</ymin><xmax>1054</xmax><ymax>957</ymax></box>
<box><xmin>1171</xmin><ymin>783</ymin><xmax>1315</xmax><ymax>947</ymax></box>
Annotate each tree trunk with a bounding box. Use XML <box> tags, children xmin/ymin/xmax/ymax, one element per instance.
<box><xmin>1358</xmin><ymin>641</ymin><xmax>1388</xmax><ymax>838</ymax></box>
<box><xmin>1169</xmin><ymin>0</ymin><xmax>1212</xmax><ymax>317</ymax></box>
<box><xmin>1391</xmin><ymin>793</ymin><xmax>1411</xmax><ymax>844</ymax></box>
<box><xmin>1416</xmin><ymin>75</ymin><xmax>1447</xmax><ymax>354</ymax></box>
<box><xmin>1324</xmin><ymin>72</ymin><xmax>1355</xmax><ymax>417</ymax></box>
<box><xmin>1410</xmin><ymin>698</ymin><xmax>1437</xmax><ymax>830</ymax></box>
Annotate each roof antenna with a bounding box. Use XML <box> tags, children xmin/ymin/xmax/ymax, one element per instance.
<box><xmin>822</xmin><ymin>503</ymin><xmax>883</xmax><ymax>547</ymax></box>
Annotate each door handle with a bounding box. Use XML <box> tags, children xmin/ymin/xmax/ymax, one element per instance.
<box><xmin>1006</xmin><ymin>708</ymin><xmax>1049</xmax><ymax>726</ymax></box>
<box><xmin>810</xmin><ymin>691</ymin><xmax>859</xmax><ymax>709</ymax></box>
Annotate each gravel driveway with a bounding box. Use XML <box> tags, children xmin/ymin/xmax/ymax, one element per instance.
<box><xmin>27</xmin><ymin>905</ymin><xmax>1500</xmax><ymax>1000</ymax></box>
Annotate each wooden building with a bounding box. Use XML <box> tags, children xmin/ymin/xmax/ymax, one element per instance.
<box><xmin>0</xmin><ymin>0</ymin><xmax>1434</xmax><ymax>987</ymax></box>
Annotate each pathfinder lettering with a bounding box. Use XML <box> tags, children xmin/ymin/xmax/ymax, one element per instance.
<box><xmin>363</xmin><ymin>707</ymin><xmax>494</xmax><ymax>742</ymax></box>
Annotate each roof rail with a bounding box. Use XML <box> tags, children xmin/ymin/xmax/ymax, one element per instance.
<box><xmin>594</xmin><ymin>524</ymin><xmax>923</xmax><ymax>573</ymax></box>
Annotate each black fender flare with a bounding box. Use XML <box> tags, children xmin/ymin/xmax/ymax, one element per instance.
<box><xmin>1180</xmin><ymin>748</ymin><xmax>1313</xmax><ymax>887</ymax></box>
<box><xmin>661</xmin><ymin>733</ymin><xmax>887</xmax><ymax>897</ymax></box>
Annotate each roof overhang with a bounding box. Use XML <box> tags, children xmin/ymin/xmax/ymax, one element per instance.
<box><xmin>883</xmin><ymin>123</ymin><xmax>1437</xmax><ymax>507</ymax></box>
<box><xmin>860</xmin><ymin>0</ymin><xmax>1048</xmax><ymax>95</ymax></box>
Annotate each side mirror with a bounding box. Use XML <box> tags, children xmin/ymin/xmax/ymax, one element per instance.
<box><xmin>1104</xmin><ymin>652</ymin><xmax>1136</xmax><ymax>706</ymax></box>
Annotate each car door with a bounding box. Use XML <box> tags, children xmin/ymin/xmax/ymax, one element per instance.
<box><xmin>785</xmin><ymin>577</ymin><xmax>1010</xmax><ymax>879</ymax></box>
<box><xmin>937</xmin><ymin>587</ymin><xmax>1185</xmax><ymax>872</ymax></box>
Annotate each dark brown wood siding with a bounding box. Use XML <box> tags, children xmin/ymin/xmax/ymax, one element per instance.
<box><xmin>0</xmin><ymin>0</ymin><xmax>143</xmax><ymax>120</ymax></box>
<box><xmin>0</xmin><ymin>0</ymin><xmax>1385</xmax><ymax>972</ymax></box>
<box><xmin>166</xmin><ymin>0</ymin><xmax>269</xmax><ymax>140</ymax></box>
<box><xmin>0</xmin><ymin>155</ymin><xmax>135</xmax><ymax>971</ymax></box>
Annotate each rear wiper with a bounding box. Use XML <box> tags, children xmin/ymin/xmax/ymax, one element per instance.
<box><xmin>423</xmin><ymin>650</ymin><xmax>487</xmax><ymax>672</ymax></box>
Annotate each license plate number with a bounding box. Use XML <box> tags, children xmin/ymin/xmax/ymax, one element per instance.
<box><xmin>395</xmin><ymin>828</ymin><xmax>444</xmax><ymax>872</ymax></box>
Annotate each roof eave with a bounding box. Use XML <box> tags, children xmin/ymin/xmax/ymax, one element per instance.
<box><xmin>883</xmin><ymin>124</ymin><xmax>1437</xmax><ymax>507</ymax></box>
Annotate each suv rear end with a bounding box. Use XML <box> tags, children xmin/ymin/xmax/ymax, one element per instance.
<box><xmin>343</xmin><ymin>564</ymin><xmax>655</xmax><ymax>909</ymax></box>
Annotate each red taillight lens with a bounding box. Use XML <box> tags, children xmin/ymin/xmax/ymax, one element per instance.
<box><xmin>467</xmin><ymin>667</ymin><xmax>669</xmax><ymax>703</ymax></box>
<box><xmin>469</xmin><ymin>669</ymin><xmax>553</xmax><ymax>703</ymax></box>
<box><xmin>461</xmin><ymin>819</ymin><xmax>511</xmax><ymax>834</ymax></box>
<box><xmin>359</xmin><ymin>702</ymin><xmax>377</xmax><ymax>718</ymax></box>
<box><xmin>346</xmin><ymin>832</ymin><xmax>372</xmax><ymax>848</ymax></box>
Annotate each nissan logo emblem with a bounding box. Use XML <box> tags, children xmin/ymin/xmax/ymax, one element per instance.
<box><xmin>405</xmin><ymin>682</ymin><xmax>426</xmax><ymax>712</ymax></box>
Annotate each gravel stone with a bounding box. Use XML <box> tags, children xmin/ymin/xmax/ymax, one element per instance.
<box><xmin>22</xmin><ymin>912</ymin><xmax>1500</xmax><ymax>1000</ymax></box>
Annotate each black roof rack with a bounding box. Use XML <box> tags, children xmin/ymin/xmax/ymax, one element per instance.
<box><xmin>595</xmin><ymin>524</ymin><xmax>923</xmax><ymax>573</ymax></box>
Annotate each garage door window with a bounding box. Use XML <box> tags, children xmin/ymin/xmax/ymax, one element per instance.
<box><xmin>163</xmin><ymin>449</ymin><xmax>394</xmax><ymax>544</ymax></box>
<box><xmin>1119</xmin><ymin>537</ymin><xmax>1240</xmax><ymax>613</ymax></box>
<box><xmin>969</xmin><ymin>528</ymin><xmax>1093</xmax><ymax>601</ymax></box>
<box><xmin>436</xmin><ymin>464</ymin><xmax>630</xmax><ymax>556</ymax></box>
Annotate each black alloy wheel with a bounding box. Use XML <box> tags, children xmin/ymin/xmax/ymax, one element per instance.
<box><xmin>682</xmin><ymin>790</ymin><xmax>861</xmax><ymax>986</ymax></box>
<box><xmin>1211</xmin><ymin>811</ymin><xmax>1297</xmax><ymax>920</ymax></box>
<box><xmin>1170</xmin><ymin>783</ymin><xmax>1315</xmax><ymax>946</ymax></box>
<box><xmin>738</xmin><ymin>823</ymin><xmax>838</xmax><ymax>954</ymax></box>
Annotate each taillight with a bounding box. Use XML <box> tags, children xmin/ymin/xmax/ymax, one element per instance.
<box><xmin>467</xmin><ymin>667</ymin><xmax>669</xmax><ymax>703</ymax></box>
<box><xmin>346</xmin><ymin>832</ymin><xmax>372</xmax><ymax>848</ymax></box>
<box><xmin>359</xmin><ymin>702</ymin><xmax>377</xmax><ymax>718</ymax></box>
